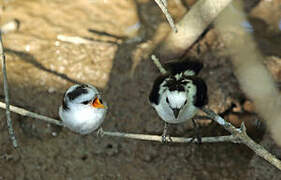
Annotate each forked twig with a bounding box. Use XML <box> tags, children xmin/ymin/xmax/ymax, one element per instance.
<box><xmin>0</xmin><ymin>34</ymin><xmax>18</xmax><ymax>148</ymax></box>
<box><xmin>201</xmin><ymin>107</ymin><xmax>281</xmax><ymax>170</ymax></box>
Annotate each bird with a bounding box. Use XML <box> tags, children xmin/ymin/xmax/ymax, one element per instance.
<box><xmin>149</xmin><ymin>60</ymin><xmax>208</xmax><ymax>142</ymax></box>
<box><xmin>59</xmin><ymin>84</ymin><xmax>107</xmax><ymax>135</ymax></box>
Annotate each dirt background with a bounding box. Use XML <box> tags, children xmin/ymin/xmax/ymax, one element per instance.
<box><xmin>0</xmin><ymin>0</ymin><xmax>281</xmax><ymax>179</ymax></box>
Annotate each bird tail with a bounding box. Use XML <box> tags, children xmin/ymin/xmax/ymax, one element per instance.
<box><xmin>164</xmin><ymin>60</ymin><xmax>203</xmax><ymax>76</ymax></box>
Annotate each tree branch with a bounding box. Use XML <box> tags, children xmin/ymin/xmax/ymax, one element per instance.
<box><xmin>153</xmin><ymin>0</ymin><xmax>177</xmax><ymax>33</ymax></box>
<box><xmin>0</xmin><ymin>102</ymin><xmax>63</xmax><ymax>126</ymax></box>
<box><xmin>0</xmin><ymin>99</ymin><xmax>281</xmax><ymax>169</ymax></box>
<box><xmin>0</xmin><ymin>34</ymin><xmax>18</xmax><ymax>148</ymax></box>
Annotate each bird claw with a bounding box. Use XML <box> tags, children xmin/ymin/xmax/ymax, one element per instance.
<box><xmin>189</xmin><ymin>135</ymin><xmax>201</xmax><ymax>144</ymax></box>
<box><xmin>161</xmin><ymin>134</ymin><xmax>172</xmax><ymax>143</ymax></box>
<box><xmin>96</xmin><ymin>128</ymin><xmax>104</xmax><ymax>137</ymax></box>
<box><xmin>161</xmin><ymin>134</ymin><xmax>167</xmax><ymax>143</ymax></box>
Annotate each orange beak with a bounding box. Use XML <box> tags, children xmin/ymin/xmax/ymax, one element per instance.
<box><xmin>92</xmin><ymin>97</ymin><xmax>105</xmax><ymax>109</ymax></box>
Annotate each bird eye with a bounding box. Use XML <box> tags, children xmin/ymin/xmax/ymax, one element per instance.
<box><xmin>166</xmin><ymin>97</ymin><xmax>170</xmax><ymax>104</ymax></box>
<box><xmin>81</xmin><ymin>100</ymin><xmax>91</xmax><ymax>105</ymax></box>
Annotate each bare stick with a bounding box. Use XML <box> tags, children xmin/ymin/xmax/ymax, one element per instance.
<box><xmin>201</xmin><ymin>107</ymin><xmax>281</xmax><ymax>170</ymax></box>
<box><xmin>103</xmin><ymin>131</ymin><xmax>237</xmax><ymax>143</ymax></box>
<box><xmin>0</xmin><ymin>100</ymin><xmax>280</xmax><ymax>169</ymax></box>
<box><xmin>0</xmin><ymin>101</ymin><xmax>237</xmax><ymax>144</ymax></box>
<box><xmin>0</xmin><ymin>102</ymin><xmax>63</xmax><ymax>126</ymax></box>
<box><xmin>0</xmin><ymin>34</ymin><xmax>18</xmax><ymax>148</ymax></box>
<box><xmin>57</xmin><ymin>35</ymin><xmax>96</xmax><ymax>44</ymax></box>
<box><xmin>161</xmin><ymin>0</ymin><xmax>167</xmax><ymax>7</ymax></box>
<box><xmin>151</xmin><ymin>55</ymin><xmax>167</xmax><ymax>74</ymax></box>
<box><xmin>154</xmin><ymin>0</ymin><xmax>177</xmax><ymax>33</ymax></box>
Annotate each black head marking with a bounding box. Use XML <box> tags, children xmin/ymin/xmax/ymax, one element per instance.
<box><xmin>67</xmin><ymin>84</ymin><xmax>88</xmax><ymax>101</ymax></box>
<box><xmin>164</xmin><ymin>59</ymin><xmax>203</xmax><ymax>75</ymax></box>
<box><xmin>62</xmin><ymin>92</ymin><xmax>69</xmax><ymax>110</ymax></box>
<box><xmin>149</xmin><ymin>74</ymin><xmax>169</xmax><ymax>105</ymax></box>
<box><xmin>188</xmin><ymin>77</ymin><xmax>208</xmax><ymax>107</ymax></box>
<box><xmin>164</xmin><ymin>77</ymin><xmax>185</xmax><ymax>92</ymax></box>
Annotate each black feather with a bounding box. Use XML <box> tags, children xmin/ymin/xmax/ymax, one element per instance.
<box><xmin>164</xmin><ymin>60</ymin><xmax>203</xmax><ymax>75</ymax></box>
<box><xmin>163</xmin><ymin>76</ymin><xmax>185</xmax><ymax>92</ymax></box>
<box><xmin>189</xmin><ymin>77</ymin><xmax>208</xmax><ymax>107</ymax></box>
<box><xmin>149</xmin><ymin>75</ymin><xmax>169</xmax><ymax>105</ymax></box>
<box><xmin>62</xmin><ymin>92</ymin><xmax>69</xmax><ymax>110</ymax></box>
<box><xmin>67</xmin><ymin>85</ymin><xmax>88</xmax><ymax>101</ymax></box>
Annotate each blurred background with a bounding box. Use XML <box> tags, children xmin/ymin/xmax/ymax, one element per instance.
<box><xmin>0</xmin><ymin>0</ymin><xmax>280</xmax><ymax>179</ymax></box>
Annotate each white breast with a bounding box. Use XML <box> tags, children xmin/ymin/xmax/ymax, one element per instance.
<box><xmin>59</xmin><ymin>104</ymin><xmax>106</xmax><ymax>134</ymax></box>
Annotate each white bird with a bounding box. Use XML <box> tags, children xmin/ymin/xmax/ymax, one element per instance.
<box><xmin>149</xmin><ymin>60</ymin><xmax>208</xmax><ymax>142</ymax></box>
<box><xmin>59</xmin><ymin>84</ymin><xmax>107</xmax><ymax>135</ymax></box>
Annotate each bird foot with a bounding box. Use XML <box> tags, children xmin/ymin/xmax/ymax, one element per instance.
<box><xmin>188</xmin><ymin>135</ymin><xmax>201</xmax><ymax>144</ymax></box>
<box><xmin>161</xmin><ymin>134</ymin><xmax>172</xmax><ymax>143</ymax></box>
<box><xmin>96</xmin><ymin>127</ymin><xmax>104</xmax><ymax>137</ymax></box>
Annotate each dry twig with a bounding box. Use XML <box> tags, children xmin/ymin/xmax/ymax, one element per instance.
<box><xmin>0</xmin><ymin>101</ymin><xmax>240</xmax><ymax>144</ymax></box>
<box><xmin>151</xmin><ymin>54</ymin><xmax>167</xmax><ymax>74</ymax></box>
<box><xmin>0</xmin><ymin>34</ymin><xmax>18</xmax><ymax>148</ymax></box>
<box><xmin>1</xmin><ymin>86</ymin><xmax>281</xmax><ymax>169</ymax></box>
<box><xmin>0</xmin><ymin>102</ymin><xmax>63</xmax><ymax>126</ymax></box>
<box><xmin>153</xmin><ymin>0</ymin><xmax>177</xmax><ymax>33</ymax></box>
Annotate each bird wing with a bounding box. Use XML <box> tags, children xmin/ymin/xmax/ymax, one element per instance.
<box><xmin>149</xmin><ymin>74</ymin><xmax>169</xmax><ymax>105</ymax></box>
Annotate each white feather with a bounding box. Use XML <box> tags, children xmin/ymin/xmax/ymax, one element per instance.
<box><xmin>59</xmin><ymin>84</ymin><xmax>107</xmax><ymax>134</ymax></box>
<box><xmin>152</xmin><ymin>76</ymin><xmax>198</xmax><ymax>124</ymax></box>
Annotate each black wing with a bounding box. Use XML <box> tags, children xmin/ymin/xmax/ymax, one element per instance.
<box><xmin>149</xmin><ymin>74</ymin><xmax>169</xmax><ymax>105</ymax></box>
<box><xmin>164</xmin><ymin>60</ymin><xmax>203</xmax><ymax>75</ymax></box>
<box><xmin>190</xmin><ymin>77</ymin><xmax>208</xmax><ymax>107</ymax></box>
<box><xmin>62</xmin><ymin>92</ymin><xmax>70</xmax><ymax>110</ymax></box>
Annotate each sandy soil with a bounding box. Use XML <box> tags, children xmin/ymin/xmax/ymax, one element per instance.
<box><xmin>0</xmin><ymin>0</ymin><xmax>281</xmax><ymax>179</ymax></box>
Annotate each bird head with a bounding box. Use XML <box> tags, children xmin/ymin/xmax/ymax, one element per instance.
<box><xmin>62</xmin><ymin>84</ymin><xmax>107</xmax><ymax>111</ymax></box>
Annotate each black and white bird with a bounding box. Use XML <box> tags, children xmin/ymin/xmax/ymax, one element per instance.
<box><xmin>149</xmin><ymin>60</ymin><xmax>208</xmax><ymax>142</ymax></box>
<box><xmin>59</xmin><ymin>84</ymin><xmax>107</xmax><ymax>135</ymax></box>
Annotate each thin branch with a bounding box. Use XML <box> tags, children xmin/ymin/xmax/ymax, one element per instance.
<box><xmin>57</xmin><ymin>35</ymin><xmax>96</xmax><ymax>44</ymax></box>
<box><xmin>161</xmin><ymin>0</ymin><xmax>167</xmax><ymax>7</ymax></box>
<box><xmin>0</xmin><ymin>101</ymin><xmax>238</xmax><ymax>144</ymax></box>
<box><xmin>0</xmin><ymin>102</ymin><xmax>63</xmax><ymax>126</ymax></box>
<box><xmin>103</xmin><ymin>131</ymin><xmax>238</xmax><ymax>143</ymax></box>
<box><xmin>154</xmin><ymin>0</ymin><xmax>177</xmax><ymax>33</ymax></box>
<box><xmin>151</xmin><ymin>55</ymin><xmax>167</xmax><ymax>74</ymax></box>
<box><xmin>0</xmin><ymin>99</ymin><xmax>280</xmax><ymax>169</ymax></box>
<box><xmin>0</xmin><ymin>34</ymin><xmax>18</xmax><ymax>148</ymax></box>
<box><xmin>201</xmin><ymin>107</ymin><xmax>281</xmax><ymax>170</ymax></box>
